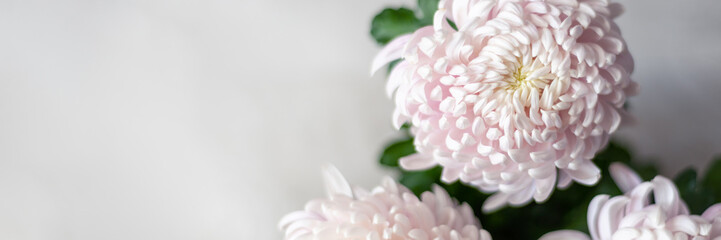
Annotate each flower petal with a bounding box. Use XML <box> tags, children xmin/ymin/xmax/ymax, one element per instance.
<box><xmin>609</xmin><ymin>162</ymin><xmax>643</xmax><ymax>193</ymax></box>
<box><xmin>702</xmin><ymin>203</ymin><xmax>721</xmax><ymax>221</ymax></box>
<box><xmin>371</xmin><ymin>34</ymin><xmax>412</xmax><ymax>75</ymax></box>
<box><xmin>322</xmin><ymin>164</ymin><xmax>354</xmax><ymax>198</ymax></box>
<box><xmin>400</xmin><ymin>153</ymin><xmax>438</xmax><ymax>170</ymax></box>
<box><xmin>539</xmin><ymin>230</ymin><xmax>592</xmax><ymax>240</ymax></box>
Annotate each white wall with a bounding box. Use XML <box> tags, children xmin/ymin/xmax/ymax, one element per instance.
<box><xmin>0</xmin><ymin>0</ymin><xmax>719</xmax><ymax>239</ymax></box>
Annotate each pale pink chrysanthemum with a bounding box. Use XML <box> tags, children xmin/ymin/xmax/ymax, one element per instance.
<box><xmin>540</xmin><ymin>163</ymin><xmax>721</xmax><ymax>240</ymax></box>
<box><xmin>278</xmin><ymin>165</ymin><xmax>492</xmax><ymax>240</ymax></box>
<box><xmin>372</xmin><ymin>0</ymin><xmax>637</xmax><ymax>211</ymax></box>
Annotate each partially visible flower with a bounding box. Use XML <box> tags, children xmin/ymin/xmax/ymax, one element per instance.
<box><xmin>279</xmin><ymin>165</ymin><xmax>492</xmax><ymax>240</ymax></box>
<box><xmin>372</xmin><ymin>0</ymin><xmax>637</xmax><ymax>211</ymax></box>
<box><xmin>540</xmin><ymin>163</ymin><xmax>721</xmax><ymax>240</ymax></box>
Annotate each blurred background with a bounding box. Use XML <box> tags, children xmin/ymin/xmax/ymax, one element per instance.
<box><xmin>0</xmin><ymin>0</ymin><xmax>719</xmax><ymax>239</ymax></box>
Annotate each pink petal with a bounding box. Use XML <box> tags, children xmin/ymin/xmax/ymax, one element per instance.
<box><xmin>565</xmin><ymin>162</ymin><xmax>601</xmax><ymax>185</ymax></box>
<box><xmin>652</xmin><ymin>176</ymin><xmax>685</xmax><ymax>217</ymax></box>
<box><xmin>278</xmin><ymin>211</ymin><xmax>323</xmax><ymax>231</ymax></box>
<box><xmin>702</xmin><ymin>204</ymin><xmax>721</xmax><ymax>221</ymax></box>
<box><xmin>666</xmin><ymin>215</ymin><xmax>700</xmax><ymax>236</ymax></box>
<box><xmin>625</xmin><ymin>182</ymin><xmax>653</xmax><ymax>214</ymax></box>
<box><xmin>370</xmin><ymin>34</ymin><xmax>412</xmax><ymax>75</ymax></box>
<box><xmin>609</xmin><ymin>162</ymin><xmax>642</xmax><ymax>193</ymax></box>
<box><xmin>557</xmin><ymin>170</ymin><xmax>573</xmax><ymax>189</ymax></box>
<box><xmin>610</xmin><ymin>228</ymin><xmax>640</xmax><ymax>239</ymax></box>
<box><xmin>709</xmin><ymin>218</ymin><xmax>721</xmax><ymax>239</ymax></box>
<box><xmin>482</xmin><ymin>192</ymin><xmax>509</xmax><ymax>213</ymax></box>
<box><xmin>598</xmin><ymin>196</ymin><xmax>629</xmax><ymax>240</ymax></box>
<box><xmin>385</xmin><ymin>61</ymin><xmax>409</xmax><ymax>97</ymax></box>
<box><xmin>588</xmin><ymin>195</ymin><xmax>610</xmax><ymax>240</ymax></box>
<box><xmin>451</xmin><ymin>0</ymin><xmax>470</xmax><ymax>29</ymax></box>
<box><xmin>534</xmin><ymin>173</ymin><xmax>557</xmax><ymax>202</ymax></box>
<box><xmin>441</xmin><ymin>166</ymin><xmax>463</xmax><ymax>183</ymax></box>
<box><xmin>539</xmin><ymin>230</ymin><xmax>591</xmax><ymax>240</ymax></box>
<box><xmin>617</xmin><ymin>211</ymin><xmax>648</xmax><ymax>229</ymax></box>
<box><xmin>400</xmin><ymin>153</ymin><xmax>438</xmax><ymax>170</ymax></box>
<box><xmin>403</xmin><ymin>26</ymin><xmax>435</xmax><ymax>57</ymax></box>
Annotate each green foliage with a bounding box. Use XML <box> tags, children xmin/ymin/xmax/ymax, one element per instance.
<box><xmin>703</xmin><ymin>156</ymin><xmax>721</xmax><ymax>202</ymax></box>
<box><xmin>446</xmin><ymin>18</ymin><xmax>458</xmax><ymax>31</ymax></box>
<box><xmin>674</xmin><ymin>169</ymin><xmax>713</xmax><ymax>214</ymax></box>
<box><xmin>673</xmin><ymin>156</ymin><xmax>721</xmax><ymax>214</ymax></box>
<box><xmin>379</xmin><ymin>133</ymin><xmax>721</xmax><ymax>238</ymax></box>
<box><xmin>370</xmin><ymin>0</ymin><xmax>456</xmax><ymax>73</ymax></box>
<box><xmin>370</xmin><ymin>8</ymin><xmax>421</xmax><ymax>45</ymax></box>
<box><xmin>370</xmin><ymin>0</ymin><xmax>442</xmax><ymax>45</ymax></box>
<box><xmin>379</xmin><ymin>138</ymin><xmax>415</xmax><ymax>167</ymax></box>
<box><xmin>417</xmin><ymin>0</ymin><xmax>440</xmax><ymax>25</ymax></box>
<box><xmin>371</xmin><ymin>2</ymin><xmax>721</xmax><ymax>238</ymax></box>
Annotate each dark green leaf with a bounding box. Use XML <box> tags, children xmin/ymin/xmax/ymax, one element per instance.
<box><xmin>447</xmin><ymin>18</ymin><xmax>458</xmax><ymax>31</ymax></box>
<box><xmin>674</xmin><ymin>168</ymin><xmax>697</xmax><ymax>197</ymax></box>
<box><xmin>379</xmin><ymin>138</ymin><xmax>415</xmax><ymax>167</ymax></box>
<box><xmin>702</xmin><ymin>156</ymin><xmax>721</xmax><ymax>202</ymax></box>
<box><xmin>594</xmin><ymin>142</ymin><xmax>632</xmax><ymax>166</ymax></box>
<box><xmin>399</xmin><ymin>167</ymin><xmax>442</xmax><ymax>195</ymax></box>
<box><xmin>633</xmin><ymin>163</ymin><xmax>660</xmax><ymax>182</ymax></box>
<box><xmin>674</xmin><ymin>168</ymin><xmax>703</xmax><ymax>213</ymax></box>
<box><xmin>370</xmin><ymin>8</ymin><xmax>420</xmax><ymax>45</ymax></box>
<box><xmin>702</xmin><ymin>156</ymin><xmax>721</xmax><ymax>191</ymax></box>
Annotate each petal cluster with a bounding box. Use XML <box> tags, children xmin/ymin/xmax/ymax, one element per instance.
<box><xmin>540</xmin><ymin>163</ymin><xmax>721</xmax><ymax>240</ymax></box>
<box><xmin>279</xmin><ymin>165</ymin><xmax>492</xmax><ymax>240</ymax></box>
<box><xmin>372</xmin><ymin>0</ymin><xmax>637</xmax><ymax>211</ymax></box>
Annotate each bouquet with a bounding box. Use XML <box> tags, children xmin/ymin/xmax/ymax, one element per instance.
<box><xmin>278</xmin><ymin>0</ymin><xmax>721</xmax><ymax>239</ymax></box>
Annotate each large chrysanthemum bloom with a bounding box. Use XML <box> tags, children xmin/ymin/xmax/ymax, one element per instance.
<box><xmin>278</xmin><ymin>165</ymin><xmax>492</xmax><ymax>240</ymax></box>
<box><xmin>372</xmin><ymin>0</ymin><xmax>637</xmax><ymax>211</ymax></box>
<box><xmin>540</xmin><ymin>163</ymin><xmax>721</xmax><ymax>240</ymax></box>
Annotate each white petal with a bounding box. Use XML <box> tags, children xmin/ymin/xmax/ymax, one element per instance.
<box><xmin>322</xmin><ymin>164</ymin><xmax>354</xmax><ymax>198</ymax></box>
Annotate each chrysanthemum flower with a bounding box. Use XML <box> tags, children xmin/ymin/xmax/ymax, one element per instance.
<box><xmin>540</xmin><ymin>163</ymin><xmax>721</xmax><ymax>240</ymax></box>
<box><xmin>372</xmin><ymin>0</ymin><xmax>637</xmax><ymax>211</ymax></box>
<box><xmin>278</xmin><ymin>165</ymin><xmax>492</xmax><ymax>240</ymax></box>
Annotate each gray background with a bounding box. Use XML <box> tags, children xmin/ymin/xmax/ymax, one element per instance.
<box><xmin>0</xmin><ymin>0</ymin><xmax>719</xmax><ymax>239</ymax></box>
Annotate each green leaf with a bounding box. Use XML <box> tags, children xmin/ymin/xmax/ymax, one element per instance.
<box><xmin>447</xmin><ymin>18</ymin><xmax>458</xmax><ymax>31</ymax></box>
<box><xmin>674</xmin><ymin>167</ymin><xmax>719</xmax><ymax>214</ymax></box>
<box><xmin>702</xmin><ymin>156</ymin><xmax>721</xmax><ymax>189</ymax></box>
<box><xmin>674</xmin><ymin>168</ymin><xmax>697</xmax><ymax>197</ymax></box>
<box><xmin>594</xmin><ymin>142</ymin><xmax>632</xmax><ymax>166</ymax></box>
<box><xmin>633</xmin><ymin>163</ymin><xmax>659</xmax><ymax>182</ymax></box>
<box><xmin>702</xmin><ymin>156</ymin><xmax>721</xmax><ymax>202</ymax></box>
<box><xmin>417</xmin><ymin>0</ymin><xmax>440</xmax><ymax>25</ymax></box>
<box><xmin>370</xmin><ymin>8</ymin><xmax>420</xmax><ymax>45</ymax></box>
<box><xmin>399</xmin><ymin>167</ymin><xmax>442</xmax><ymax>195</ymax></box>
<box><xmin>379</xmin><ymin>138</ymin><xmax>416</xmax><ymax>167</ymax></box>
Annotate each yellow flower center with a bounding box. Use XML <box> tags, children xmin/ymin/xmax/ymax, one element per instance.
<box><xmin>506</xmin><ymin>65</ymin><xmax>532</xmax><ymax>91</ymax></box>
<box><xmin>496</xmin><ymin>60</ymin><xmax>556</xmax><ymax>108</ymax></box>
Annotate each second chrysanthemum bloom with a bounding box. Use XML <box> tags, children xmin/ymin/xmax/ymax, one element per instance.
<box><xmin>373</xmin><ymin>0</ymin><xmax>637</xmax><ymax>211</ymax></box>
<box><xmin>279</xmin><ymin>165</ymin><xmax>492</xmax><ymax>240</ymax></box>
